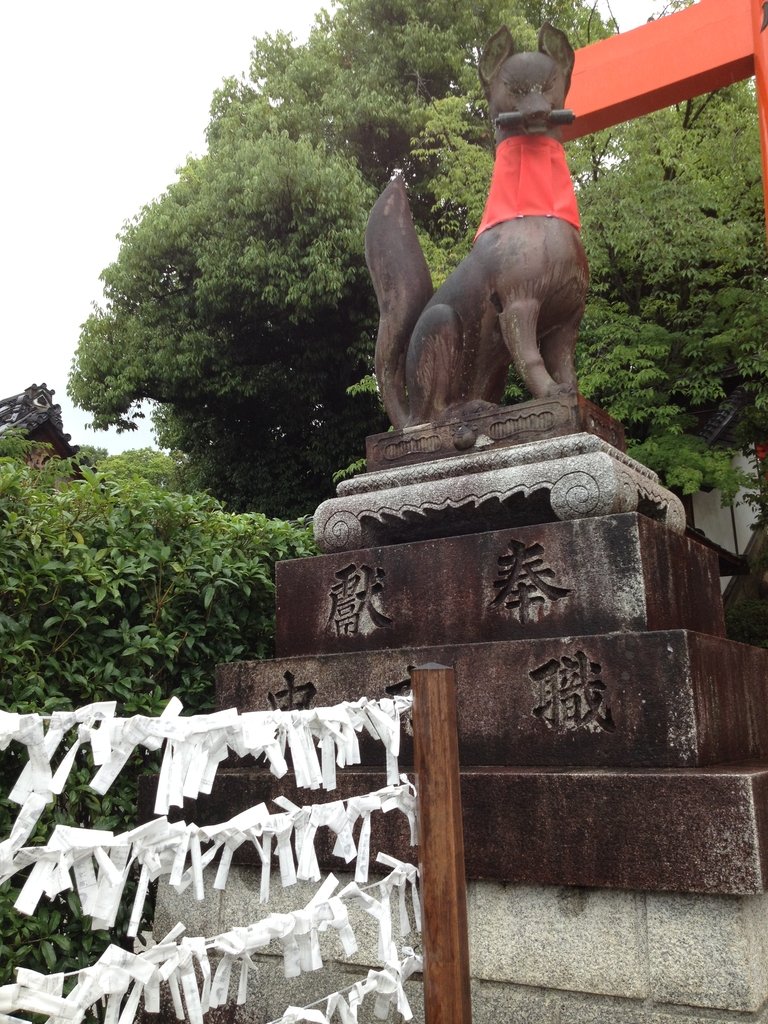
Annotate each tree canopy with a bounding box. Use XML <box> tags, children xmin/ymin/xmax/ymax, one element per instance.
<box><xmin>573</xmin><ymin>82</ymin><xmax>768</xmax><ymax>498</ymax></box>
<box><xmin>79</xmin><ymin>446</ymin><xmax>192</xmax><ymax>492</ymax></box>
<box><xmin>70</xmin><ymin>0</ymin><xmax>768</xmax><ymax>513</ymax></box>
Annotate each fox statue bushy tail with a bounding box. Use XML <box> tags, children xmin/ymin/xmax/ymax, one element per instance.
<box><xmin>365</xmin><ymin>179</ymin><xmax>434</xmax><ymax>430</ymax></box>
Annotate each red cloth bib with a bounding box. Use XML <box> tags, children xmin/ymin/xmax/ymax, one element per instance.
<box><xmin>474</xmin><ymin>135</ymin><xmax>580</xmax><ymax>241</ymax></box>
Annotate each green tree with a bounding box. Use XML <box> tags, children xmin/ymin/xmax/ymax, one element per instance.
<box><xmin>75</xmin><ymin>444</ymin><xmax>109</xmax><ymax>465</ymax></box>
<box><xmin>571</xmin><ymin>81</ymin><xmax>768</xmax><ymax>498</ymax></box>
<box><xmin>89</xmin><ymin>447</ymin><xmax>191</xmax><ymax>491</ymax></box>
<box><xmin>69</xmin><ymin>0</ymin><xmax>615</xmax><ymax>516</ymax></box>
<box><xmin>71</xmin><ymin>131</ymin><xmax>384</xmax><ymax>518</ymax></box>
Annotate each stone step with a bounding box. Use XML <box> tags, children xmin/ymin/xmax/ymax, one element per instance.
<box><xmin>218</xmin><ymin>630</ymin><xmax>768</xmax><ymax>768</ymax></box>
<box><xmin>276</xmin><ymin>513</ymin><xmax>722</xmax><ymax>658</ymax></box>
<box><xmin>159</xmin><ymin>762</ymin><xmax>768</xmax><ymax>895</ymax></box>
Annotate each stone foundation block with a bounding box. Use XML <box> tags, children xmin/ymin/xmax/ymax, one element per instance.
<box><xmin>468</xmin><ymin>883</ymin><xmax>647</xmax><ymax>998</ymax></box>
<box><xmin>276</xmin><ymin>514</ymin><xmax>723</xmax><ymax>658</ymax></box>
<box><xmin>158</xmin><ymin>762</ymin><xmax>768</xmax><ymax>894</ymax></box>
<box><xmin>151</xmin><ymin>874</ymin><xmax>768</xmax><ymax>1022</ymax></box>
<box><xmin>218</xmin><ymin>631</ymin><xmax>768</xmax><ymax>769</ymax></box>
<box><xmin>647</xmin><ymin>892</ymin><xmax>768</xmax><ymax>1011</ymax></box>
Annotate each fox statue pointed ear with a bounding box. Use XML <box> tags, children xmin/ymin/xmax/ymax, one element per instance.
<box><xmin>479</xmin><ymin>26</ymin><xmax>516</xmax><ymax>98</ymax></box>
<box><xmin>538</xmin><ymin>23</ymin><xmax>575</xmax><ymax>96</ymax></box>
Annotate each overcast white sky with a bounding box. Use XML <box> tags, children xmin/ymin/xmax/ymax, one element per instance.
<box><xmin>0</xmin><ymin>1</ymin><xmax>671</xmax><ymax>452</ymax></box>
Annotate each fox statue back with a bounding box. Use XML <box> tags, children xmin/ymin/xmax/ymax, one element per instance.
<box><xmin>365</xmin><ymin>24</ymin><xmax>588</xmax><ymax>430</ymax></box>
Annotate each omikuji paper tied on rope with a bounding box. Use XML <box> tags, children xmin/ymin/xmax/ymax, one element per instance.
<box><xmin>0</xmin><ymin>695</ymin><xmax>413</xmax><ymax>857</ymax></box>
<box><xmin>0</xmin><ymin>693</ymin><xmax>420</xmax><ymax>1024</ymax></box>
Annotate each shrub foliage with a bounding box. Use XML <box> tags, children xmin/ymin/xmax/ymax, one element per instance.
<box><xmin>0</xmin><ymin>453</ymin><xmax>316</xmax><ymax>981</ymax></box>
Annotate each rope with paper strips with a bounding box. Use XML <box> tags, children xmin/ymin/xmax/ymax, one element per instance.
<box><xmin>7</xmin><ymin>781</ymin><xmax>418</xmax><ymax>934</ymax></box>
<box><xmin>1</xmin><ymin>693</ymin><xmax>422</xmax><ymax>1024</ymax></box>
<box><xmin>0</xmin><ymin>857</ymin><xmax>423</xmax><ymax>1024</ymax></box>
<box><xmin>0</xmin><ymin>694</ymin><xmax>412</xmax><ymax>877</ymax></box>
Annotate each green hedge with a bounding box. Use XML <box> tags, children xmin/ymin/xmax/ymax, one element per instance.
<box><xmin>0</xmin><ymin>453</ymin><xmax>316</xmax><ymax>981</ymax></box>
<box><xmin>725</xmin><ymin>598</ymin><xmax>768</xmax><ymax>649</ymax></box>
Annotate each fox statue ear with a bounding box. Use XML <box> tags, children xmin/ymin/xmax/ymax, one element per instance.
<box><xmin>539</xmin><ymin>23</ymin><xmax>575</xmax><ymax>95</ymax></box>
<box><xmin>479</xmin><ymin>26</ymin><xmax>516</xmax><ymax>98</ymax></box>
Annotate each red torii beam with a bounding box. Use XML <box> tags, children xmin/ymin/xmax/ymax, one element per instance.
<box><xmin>561</xmin><ymin>0</ymin><xmax>768</xmax><ymax>236</ymax></box>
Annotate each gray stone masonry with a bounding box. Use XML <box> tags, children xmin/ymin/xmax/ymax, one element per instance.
<box><xmin>313</xmin><ymin>434</ymin><xmax>686</xmax><ymax>552</ymax></box>
<box><xmin>152</xmin><ymin>871</ymin><xmax>768</xmax><ymax>1023</ymax></box>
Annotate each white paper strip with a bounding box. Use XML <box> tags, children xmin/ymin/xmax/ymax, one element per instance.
<box><xmin>1</xmin><ymin>696</ymin><xmax>414</xmax><ymax>867</ymax></box>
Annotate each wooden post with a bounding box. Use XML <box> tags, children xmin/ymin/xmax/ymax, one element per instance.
<box><xmin>410</xmin><ymin>663</ymin><xmax>472</xmax><ymax>1024</ymax></box>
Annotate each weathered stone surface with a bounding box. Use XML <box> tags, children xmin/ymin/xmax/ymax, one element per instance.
<box><xmin>152</xmin><ymin>872</ymin><xmax>768</xmax><ymax>1019</ymax></box>
<box><xmin>217</xmin><ymin>870</ymin><xmax>413</xmax><ymax>971</ymax></box>
<box><xmin>470</xmin><ymin>983</ymin><xmax>562</xmax><ymax>1024</ymax></box>
<box><xmin>153</xmin><ymin>874</ymin><xmax>223</xmax><ymax>941</ymax></box>
<box><xmin>314</xmin><ymin>433</ymin><xmax>686</xmax><ymax>552</ymax></box>
<box><xmin>218</xmin><ymin>632</ymin><xmax>768</xmax><ymax>768</ymax></box>
<box><xmin>553</xmin><ymin>995</ymin><xmax>768</xmax><ymax>1024</ymax></box>
<box><xmin>139</xmin><ymin>962</ymin><xmax>420</xmax><ymax>1024</ymax></box>
<box><xmin>647</xmin><ymin>892</ymin><xmax>768</xmax><ymax>1011</ymax></box>
<box><xmin>461</xmin><ymin>765</ymin><xmax>768</xmax><ymax>895</ymax></box>
<box><xmin>159</xmin><ymin>763</ymin><xmax>768</xmax><ymax>895</ymax></box>
<box><xmin>277</xmin><ymin>514</ymin><xmax>723</xmax><ymax>657</ymax></box>
<box><xmin>469</xmin><ymin>883</ymin><xmax>647</xmax><ymax>997</ymax></box>
<box><xmin>365</xmin><ymin>394</ymin><xmax>626</xmax><ymax>471</ymax></box>
<box><xmin>471</xmin><ymin>884</ymin><xmax>768</xmax><ymax>1012</ymax></box>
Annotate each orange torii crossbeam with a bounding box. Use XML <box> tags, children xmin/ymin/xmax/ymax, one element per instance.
<box><xmin>560</xmin><ymin>0</ymin><xmax>768</xmax><ymax>236</ymax></box>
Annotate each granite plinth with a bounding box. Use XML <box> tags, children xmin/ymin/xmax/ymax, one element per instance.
<box><xmin>314</xmin><ymin>434</ymin><xmax>685</xmax><ymax>552</ymax></box>
<box><xmin>277</xmin><ymin>514</ymin><xmax>722</xmax><ymax>657</ymax></box>
<box><xmin>365</xmin><ymin>394</ymin><xmax>626</xmax><ymax>471</ymax></box>
<box><xmin>148</xmin><ymin>762</ymin><xmax>768</xmax><ymax>895</ymax></box>
<box><xmin>217</xmin><ymin>632</ymin><xmax>768</xmax><ymax>768</ymax></box>
<box><xmin>152</xmin><ymin>873</ymin><xmax>768</xmax><ymax>1020</ymax></box>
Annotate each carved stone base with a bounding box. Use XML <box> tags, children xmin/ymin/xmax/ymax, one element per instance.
<box><xmin>277</xmin><ymin>514</ymin><xmax>722</xmax><ymax>657</ymax></box>
<box><xmin>314</xmin><ymin>433</ymin><xmax>685</xmax><ymax>553</ymax></box>
<box><xmin>217</xmin><ymin>631</ymin><xmax>768</xmax><ymax>769</ymax></box>
<box><xmin>365</xmin><ymin>394</ymin><xmax>626</xmax><ymax>470</ymax></box>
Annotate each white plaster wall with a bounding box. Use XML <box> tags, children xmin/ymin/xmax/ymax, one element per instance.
<box><xmin>690</xmin><ymin>454</ymin><xmax>755</xmax><ymax>558</ymax></box>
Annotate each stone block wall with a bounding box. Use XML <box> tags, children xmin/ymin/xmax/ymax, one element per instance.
<box><xmin>153</xmin><ymin>872</ymin><xmax>768</xmax><ymax>1023</ymax></box>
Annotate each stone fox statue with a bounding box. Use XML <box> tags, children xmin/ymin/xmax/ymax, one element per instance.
<box><xmin>365</xmin><ymin>24</ymin><xmax>588</xmax><ymax>429</ymax></box>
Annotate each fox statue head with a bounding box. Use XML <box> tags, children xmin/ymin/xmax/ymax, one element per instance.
<box><xmin>479</xmin><ymin>24</ymin><xmax>576</xmax><ymax>141</ymax></box>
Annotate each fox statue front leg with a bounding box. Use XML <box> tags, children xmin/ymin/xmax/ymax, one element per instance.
<box><xmin>498</xmin><ymin>298</ymin><xmax>557</xmax><ymax>399</ymax></box>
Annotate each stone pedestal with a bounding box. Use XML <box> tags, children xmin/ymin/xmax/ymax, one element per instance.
<box><xmin>364</xmin><ymin>394</ymin><xmax>626</xmax><ymax>471</ymax></box>
<box><xmin>155</xmin><ymin>873</ymin><xmax>768</xmax><ymax>1023</ymax></box>
<box><xmin>314</xmin><ymin>433</ymin><xmax>686</xmax><ymax>552</ymax></box>
<box><xmin>276</xmin><ymin>515</ymin><xmax>723</xmax><ymax>655</ymax></box>
<box><xmin>155</xmin><ymin>414</ymin><xmax>768</xmax><ymax>1022</ymax></box>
